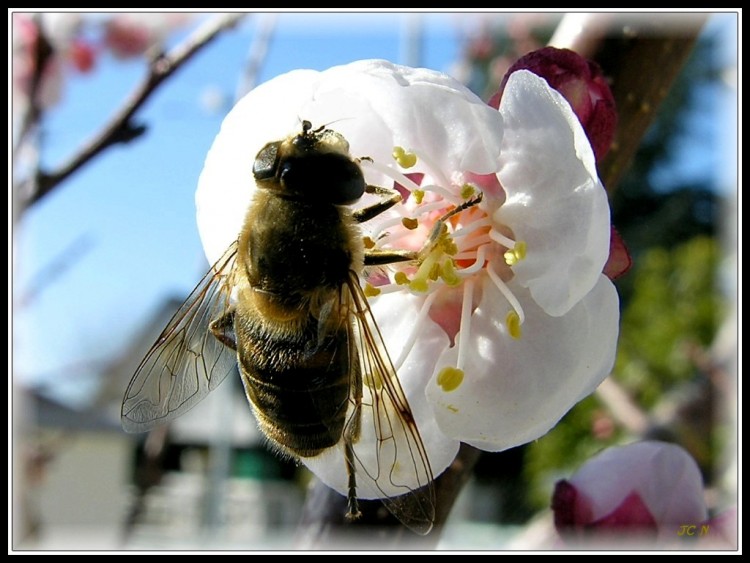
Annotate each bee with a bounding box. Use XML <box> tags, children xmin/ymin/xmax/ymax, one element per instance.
<box><xmin>121</xmin><ymin>121</ymin><xmax>439</xmax><ymax>534</ymax></box>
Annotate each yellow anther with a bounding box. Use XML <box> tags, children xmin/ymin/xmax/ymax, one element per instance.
<box><xmin>394</xmin><ymin>271</ymin><xmax>410</xmax><ymax>285</ymax></box>
<box><xmin>362</xmin><ymin>236</ymin><xmax>376</xmax><ymax>249</ymax></box>
<box><xmin>515</xmin><ymin>240</ymin><xmax>527</xmax><ymax>260</ymax></box>
<box><xmin>392</xmin><ymin>146</ymin><xmax>417</xmax><ymax>168</ymax></box>
<box><xmin>506</xmin><ymin>311</ymin><xmax>522</xmax><ymax>339</ymax></box>
<box><xmin>460</xmin><ymin>183</ymin><xmax>476</xmax><ymax>200</ymax></box>
<box><xmin>504</xmin><ymin>240</ymin><xmax>527</xmax><ymax>266</ymax></box>
<box><xmin>411</xmin><ymin>249</ymin><xmax>440</xmax><ymax>291</ymax></box>
<box><xmin>412</xmin><ymin>189</ymin><xmax>425</xmax><ymax>204</ymax></box>
<box><xmin>428</xmin><ymin>262</ymin><xmax>440</xmax><ymax>281</ymax></box>
<box><xmin>409</xmin><ymin>278</ymin><xmax>429</xmax><ymax>293</ymax></box>
<box><xmin>437</xmin><ymin>366</ymin><xmax>464</xmax><ymax>392</ymax></box>
<box><xmin>440</xmin><ymin>258</ymin><xmax>461</xmax><ymax>287</ymax></box>
<box><xmin>401</xmin><ymin>217</ymin><xmax>419</xmax><ymax>230</ymax></box>
<box><xmin>363</xmin><ymin>283</ymin><xmax>381</xmax><ymax>297</ymax></box>
<box><xmin>440</xmin><ymin>237</ymin><xmax>458</xmax><ymax>256</ymax></box>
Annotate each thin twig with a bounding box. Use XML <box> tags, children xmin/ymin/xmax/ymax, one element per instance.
<box><xmin>18</xmin><ymin>13</ymin><xmax>246</xmax><ymax>211</ymax></box>
<box><xmin>234</xmin><ymin>13</ymin><xmax>277</xmax><ymax>100</ymax></box>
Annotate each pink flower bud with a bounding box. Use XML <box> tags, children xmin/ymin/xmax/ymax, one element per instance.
<box><xmin>603</xmin><ymin>226</ymin><xmax>632</xmax><ymax>280</ymax></box>
<box><xmin>492</xmin><ymin>47</ymin><xmax>617</xmax><ymax>161</ymax></box>
<box><xmin>551</xmin><ymin>441</ymin><xmax>708</xmax><ymax>547</ymax></box>
<box><xmin>68</xmin><ymin>39</ymin><xmax>96</xmax><ymax>73</ymax></box>
<box><xmin>103</xmin><ymin>17</ymin><xmax>152</xmax><ymax>59</ymax></box>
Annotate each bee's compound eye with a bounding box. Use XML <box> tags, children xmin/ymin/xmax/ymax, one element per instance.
<box><xmin>329</xmin><ymin>159</ymin><xmax>367</xmax><ymax>204</ymax></box>
<box><xmin>253</xmin><ymin>142</ymin><xmax>281</xmax><ymax>180</ymax></box>
<box><xmin>280</xmin><ymin>153</ymin><xmax>366</xmax><ymax>205</ymax></box>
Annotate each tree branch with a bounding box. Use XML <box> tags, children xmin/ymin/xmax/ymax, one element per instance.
<box><xmin>19</xmin><ymin>13</ymin><xmax>246</xmax><ymax>211</ymax></box>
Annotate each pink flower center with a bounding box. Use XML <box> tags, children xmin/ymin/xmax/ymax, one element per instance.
<box><xmin>358</xmin><ymin>148</ymin><xmax>530</xmax><ymax>389</ymax></box>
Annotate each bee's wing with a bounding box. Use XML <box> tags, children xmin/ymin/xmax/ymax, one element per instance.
<box><xmin>345</xmin><ymin>272</ymin><xmax>436</xmax><ymax>535</ymax></box>
<box><xmin>121</xmin><ymin>242</ymin><xmax>239</xmax><ymax>433</ymax></box>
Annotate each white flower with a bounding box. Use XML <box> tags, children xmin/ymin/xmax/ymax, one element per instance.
<box><xmin>552</xmin><ymin>441</ymin><xmax>709</xmax><ymax>546</ymax></box>
<box><xmin>196</xmin><ymin>60</ymin><xmax>619</xmax><ymax>497</ymax></box>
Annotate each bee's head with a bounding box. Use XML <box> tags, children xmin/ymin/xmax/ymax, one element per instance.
<box><xmin>253</xmin><ymin>121</ymin><xmax>366</xmax><ymax>205</ymax></box>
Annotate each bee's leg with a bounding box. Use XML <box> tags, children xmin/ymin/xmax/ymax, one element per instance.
<box><xmin>343</xmin><ymin>344</ymin><xmax>363</xmax><ymax>522</ymax></box>
<box><xmin>421</xmin><ymin>193</ymin><xmax>484</xmax><ymax>252</ymax></box>
<box><xmin>353</xmin><ymin>184</ymin><xmax>403</xmax><ymax>224</ymax></box>
<box><xmin>364</xmin><ymin>249</ymin><xmax>417</xmax><ymax>267</ymax></box>
<box><xmin>344</xmin><ymin>440</ymin><xmax>362</xmax><ymax>521</ymax></box>
<box><xmin>361</xmin><ymin>191</ymin><xmax>484</xmax><ymax>268</ymax></box>
<box><xmin>209</xmin><ymin>310</ymin><xmax>237</xmax><ymax>351</ymax></box>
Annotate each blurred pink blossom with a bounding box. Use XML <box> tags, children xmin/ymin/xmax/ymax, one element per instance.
<box><xmin>103</xmin><ymin>13</ymin><xmax>190</xmax><ymax>59</ymax></box>
<box><xmin>551</xmin><ymin>441</ymin><xmax>721</xmax><ymax>548</ymax></box>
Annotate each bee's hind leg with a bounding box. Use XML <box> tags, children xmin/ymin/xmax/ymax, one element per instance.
<box><xmin>343</xmin><ymin>346</ymin><xmax>364</xmax><ymax>522</ymax></box>
<box><xmin>344</xmin><ymin>440</ymin><xmax>362</xmax><ymax>522</ymax></box>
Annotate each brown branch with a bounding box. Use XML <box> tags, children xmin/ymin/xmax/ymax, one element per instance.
<box><xmin>19</xmin><ymin>13</ymin><xmax>246</xmax><ymax>211</ymax></box>
<box><xmin>551</xmin><ymin>13</ymin><xmax>708</xmax><ymax>193</ymax></box>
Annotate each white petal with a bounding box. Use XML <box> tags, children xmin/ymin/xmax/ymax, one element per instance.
<box><xmin>196</xmin><ymin>69</ymin><xmax>320</xmax><ymax>265</ymax></box>
<box><xmin>426</xmin><ymin>274</ymin><xmax>619</xmax><ymax>451</ymax></box>
<box><xmin>495</xmin><ymin>70</ymin><xmax>610</xmax><ymax>316</ymax></box>
<box><xmin>196</xmin><ymin>60</ymin><xmax>504</xmax><ymax>265</ymax></box>
<box><xmin>303</xmin><ymin>290</ymin><xmax>459</xmax><ymax>498</ymax></box>
<box><xmin>569</xmin><ymin>441</ymin><xmax>708</xmax><ymax>526</ymax></box>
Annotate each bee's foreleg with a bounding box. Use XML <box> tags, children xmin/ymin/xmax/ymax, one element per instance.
<box><xmin>364</xmin><ymin>249</ymin><xmax>417</xmax><ymax>267</ymax></box>
<box><xmin>209</xmin><ymin>309</ymin><xmax>237</xmax><ymax>351</ymax></box>
<box><xmin>353</xmin><ymin>184</ymin><xmax>403</xmax><ymax>224</ymax></box>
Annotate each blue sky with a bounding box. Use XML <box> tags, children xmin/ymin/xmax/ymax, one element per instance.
<box><xmin>11</xmin><ymin>12</ymin><xmax>738</xmax><ymax>409</ymax></box>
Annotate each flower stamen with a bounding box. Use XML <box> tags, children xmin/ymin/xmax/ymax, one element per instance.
<box><xmin>439</xmin><ymin>258</ymin><xmax>461</xmax><ymax>287</ymax></box>
<box><xmin>489</xmin><ymin>227</ymin><xmax>517</xmax><ymax>249</ymax></box>
<box><xmin>460</xmin><ymin>183</ymin><xmax>477</xmax><ymax>199</ymax></box>
<box><xmin>504</xmin><ymin>240</ymin><xmax>527</xmax><ymax>266</ymax></box>
<box><xmin>392</xmin><ymin>146</ymin><xmax>417</xmax><ymax>168</ymax></box>
<box><xmin>393</xmin><ymin>290</ymin><xmax>439</xmax><ymax>371</ymax></box>
<box><xmin>372</xmin><ymin>200</ymin><xmax>450</xmax><ymax>241</ymax></box>
<box><xmin>506</xmin><ymin>311</ymin><xmax>522</xmax><ymax>339</ymax></box>
<box><xmin>363</xmin><ymin>283</ymin><xmax>381</xmax><ymax>297</ymax></box>
<box><xmin>487</xmin><ymin>263</ymin><xmax>526</xmax><ymax>337</ymax></box>
<box><xmin>453</xmin><ymin>216</ymin><xmax>493</xmax><ymax>238</ymax></box>
<box><xmin>436</xmin><ymin>366</ymin><xmax>464</xmax><ymax>392</ymax></box>
<box><xmin>457</xmin><ymin>244</ymin><xmax>488</xmax><ymax>276</ymax></box>
<box><xmin>401</xmin><ymin>217</ymin><xmax>419</xmax><ymax>230</ymax></box>
<box><xmin>457</xmin><ymin>278</ymin><xmax>474</xmax><ymax>371</ymax></box>
<box><xmin>359</xmin><ymin>158</ymin><xmax>421</xmax><ymax>192</ymax></box>
<box><xmin>419</xmin><ymin>183</ymin><xmax>463</xmax><ymax>205</ymax></box>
